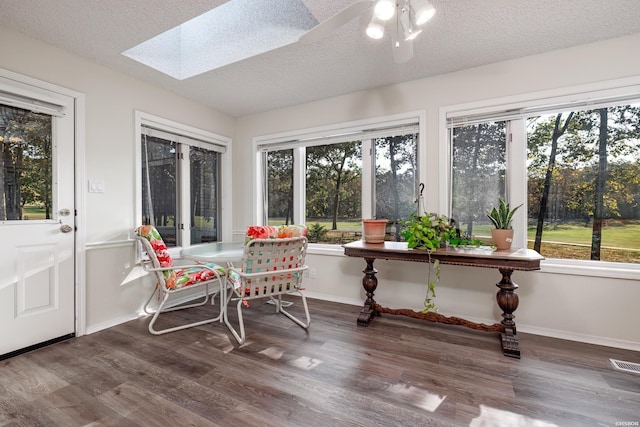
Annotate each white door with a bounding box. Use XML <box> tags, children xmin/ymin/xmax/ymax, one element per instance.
<box><xmin>0</xmin><ymin>76</ymin><xmax>76</xmax><ymax>358</ymax></box>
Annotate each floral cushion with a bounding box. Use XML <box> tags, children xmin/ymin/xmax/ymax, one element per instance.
<box><xmin>136</xmin><ymin>225</ymin><xmax>173</xmax><ymax>267</ymax></box>
<box><xmin>245</xmin><ymin>224</ymin><xmax>306</xmax><ymax>243</ymax></box>
<box><xmin>136</xmin><ymin>225</ymin><xmax>224</xmax><ymax>290</ymax></box>
<box><xmin>164</xmin><ymin>263</ymin><xmax>225</xmax><ymax>290</ymax></box>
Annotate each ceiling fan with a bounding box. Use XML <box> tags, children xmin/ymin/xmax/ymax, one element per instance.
<box><xmin>298</xmin><ymin>0</ymin><xmax>436</xmax><ymax>64</ymax></box>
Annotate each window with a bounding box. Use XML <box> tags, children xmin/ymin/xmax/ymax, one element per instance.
<box><xmin>450</xmin><ymin>121</ymin><xmax>507</xmax><ymax>238</ymax></box>
<box><xmin>136</xmin><ymin>112</ymin><xmax>231</xmax><ymax>247</ymax></box>
<box><xmin>256</xmin><ymin>114</ymin><xmax>421</xmax><ymax>244</ymax></box>
<box><xmin>446</xmin><ymin>87</ymin><xmax>640</xmax><ymax>267</ymax></box>
<box><xmin>527</xmin><ymin>107</ymin><xmax>639</xmax><ymax>263</ymax></box>
<box><xmin>0</xmin><ymin>104</ymin><xmax>53</xmax><ymax>221</ymax></box>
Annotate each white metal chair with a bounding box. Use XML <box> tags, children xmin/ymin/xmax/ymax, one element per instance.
<box><xmin>135</xmin><ymin>225</ymin><xmax>226</xmax><ymax>335</ymax></box>
<box><xmin>224</xmin><ymin>225</ymin><xmax>310</xmax><ymax>344</ymax></box>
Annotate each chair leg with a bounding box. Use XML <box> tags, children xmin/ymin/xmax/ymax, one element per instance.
<box><xmin>278</xmin><ymin>292</ymin><xmax>311</xmax><ymax>329</ymax></box>
<box><xmin>143</xmin><ymin>284</ymin><xmax>161</xmax><ymax>315</ymax></box>
<box><xmin>147</xmin><ymin>290</ymin><xmax>170</xmax><ymax>335</ymax></box>
<box><xmin>145</xmin><ymin>281</ymin><xmax>225</xmax><ymax>335</ymax></box>
<box><xmin>223</xmin><ymin>294</ymin><xmax>247</xmax><ymax>345</ymax></box>
<box><xmin>223</xmin><ymin>288</ymin><xmax>310</xmax><ymax>344</ymax></box>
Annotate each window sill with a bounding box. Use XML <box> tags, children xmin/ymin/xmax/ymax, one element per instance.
<box><xmin>540</xmin><ymin>258</ymin><xmax>640</xmax><ymax>281</ymax></box>
<box><xmin>308</xmin><ymin>243</ymin><xmax>639</xmax><ymax>281</ymax></box>
<box><xmin>307</xmin><ymin>243</ymin><xmax>345</xmax><ymax>256</ymax></box>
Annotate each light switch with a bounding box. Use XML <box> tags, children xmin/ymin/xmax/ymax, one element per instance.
<box><xmin>88</xmin><ymin>180</ymin><xmax>105</xmax><ymax>193</ymax></box>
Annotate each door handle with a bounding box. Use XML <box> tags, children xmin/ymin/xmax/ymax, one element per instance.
<box><xmin>60</xmin><ymin>224</ymin><xmax>73</xmax><ymax>233</ymax></box>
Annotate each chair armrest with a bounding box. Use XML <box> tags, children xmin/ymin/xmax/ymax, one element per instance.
<box><xmin>140</xmin><ymin>260</ymin><xmax>223</xmax><ymax>276</ymax></box>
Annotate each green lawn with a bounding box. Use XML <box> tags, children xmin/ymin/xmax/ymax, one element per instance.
<box><xmin>271</xmin><ymin>218</ymin><xmax>640</xmax><ymax>262</ymax></box>
<box><xmin>22</xmin><ymin>204</ymin><xmax>47</xmax><ymax>220</ymax></box>
<box><xmin>280</xmin><ymin>219</ymin><xmax>639</xmax><ymax>247</ymax></box>
<box><xmin>526</xmin><ymin>221</ymin><xmax>640</xmax><ymax>249</ymax></box>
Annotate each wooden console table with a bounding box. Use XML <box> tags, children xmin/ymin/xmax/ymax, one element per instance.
<box><xmin>342</xmin><ymin>241</ymin><xmax>543</xmax><ymax>358</ymax></box>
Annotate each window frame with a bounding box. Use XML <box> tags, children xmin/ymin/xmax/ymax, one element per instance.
<box><xmin>0</xmin><ymin>80</ymin><xmax>69</xmax><ymax>225</ymax></box>
<box><xmin>253</xmin><ymin>111</ymin><xmax>426</xmax><ymax>248</ymax></box>
<box><xmin>134</xmin><ymin>111</ymin><xmax>232</xmax><ymax>251</ymax></box>
<box><xmin>439</xmin><ymin>77</ymin><xmax>640</xmax><ymax>279</ymax></box>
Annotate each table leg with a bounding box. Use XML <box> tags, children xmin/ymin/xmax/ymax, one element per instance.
<box><xmin>496</xmin><ymin>267</ymin><xmax>520</xmax><ymax>358</ymax></box>
<box><xmin>357</xmin><ymin>257</ymin><xmax>378</xmax><ymax>326</ymax></box>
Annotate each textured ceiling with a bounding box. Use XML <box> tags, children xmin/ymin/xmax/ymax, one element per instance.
<box><xmin>2</xmin><ymin>0</ymin><xmax>640</xmax><ymax>117</ymax></box>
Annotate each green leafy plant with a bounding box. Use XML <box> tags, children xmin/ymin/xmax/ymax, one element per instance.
<box><xmin>306</xmin><ymin>222</ymin><xmax>327</xmax><ymax>243</ymax></box>
<box><xmin>402</xmin><ymin>213</ymin><xmax>456</xmax><ymax>313</ymax></box>
<box><xmin>402</xmin><ymin>213</ymin><xmax>456</xmax><ymax>250</ymax></box>
<box><xmin>447</xmin><ymin>233</ymin><xmax>486</xmax><ymax>248</ymax></box>
<box><xmin>486</xmin><ymin>198</ymin><xmax>522</xmax><ymax>229</ymax></box>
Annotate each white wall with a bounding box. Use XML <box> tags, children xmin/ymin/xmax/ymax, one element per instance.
<box><xmin>235</xmin><ymin>33</ymin><xmax>640</xmax><ymax>350</ymax></box>
<box><xmin>0</xmin><ymin>26</ymin><xmax>235</xmax><ymax>332</ymax></box>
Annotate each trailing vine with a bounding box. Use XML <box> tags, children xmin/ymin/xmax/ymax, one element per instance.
<box><xmin>402</xmin><ymin>212</ymin><xmax>454</xmax><ymax>313</ymax></box>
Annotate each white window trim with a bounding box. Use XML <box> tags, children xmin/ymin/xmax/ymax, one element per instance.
<box><xmin>252</xmin><ymin>111</ymin><xmax>426</xmax><ymax>233</ymax></box>
<box><xmin>439</xmin><ymin>76</ymin><xmax>640</xmax><ymax>280</ymax></box>
<box><xmin>134</xmin><ymin>111</ymin><xmax>232</xmax><ymax>251</ymax></box>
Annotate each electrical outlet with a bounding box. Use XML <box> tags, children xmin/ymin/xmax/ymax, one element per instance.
<box><xmin>309</xmin><ymin>267</ymin><xmax>317</xmax><ymax>279</ymax></box>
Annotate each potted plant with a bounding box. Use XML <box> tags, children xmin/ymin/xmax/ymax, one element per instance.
<box><xmin>362</xmin><ymin>218</ymin><xmax>389</xmax><ymax>243</ymax></box>
<box><xmin>447</xmin><ymin>232</ymin><xmax>488</xmax><ymax>251</ymax></box>
<box><xmin>486</xmin><ymin>198</ymin><xmax>522</xmax><ymax>250</ymax></box>
<box><xmin>403</xmin><ymin>213</ymin><xmax>455</xmax><ymax>250</ymax></box>
<box><xmin>402</xmin><ymin>213</ymin><xmax>456</xmax><ymax>312</ymax></box>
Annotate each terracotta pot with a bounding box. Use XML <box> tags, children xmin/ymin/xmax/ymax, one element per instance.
<box><xmin>491</xmin><ymin>228</ymin><xmax>514</xmax><ymax>250</ymax></box>
<box><xmin>362</xmin><ymin>219</ymin><xmax>388</xmax><ymax>243</ymax></box>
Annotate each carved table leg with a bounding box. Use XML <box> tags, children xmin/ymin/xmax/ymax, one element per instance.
<box><xmin>357</xmin><ymin>257</ymin><xmax>378</xmax><ymax>326</ymax></box>
<box><xmin>496</xmin><ymin>267</ymin><xmax>521</xmax><ymax>358</ymax></box>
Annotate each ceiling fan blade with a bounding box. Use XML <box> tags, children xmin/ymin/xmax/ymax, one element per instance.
<box><xmin>390</xmin><ymin>18</ymin><xmax>414</xmax><ymax>63</ymax></box>
<box><xmin>298</xmin><ymin>0</ymin><xmax>373</xmax><ymax>45</ymax></box>
<box><xmin>392</xmin><ymin>38</ymin><xmax>414</xmax><ymax>64</ymax></box>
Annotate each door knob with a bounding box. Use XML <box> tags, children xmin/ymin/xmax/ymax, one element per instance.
<box><xmin>60</xmin><ymin>224</ymin><xmax>73</xmax><ymax>233</ymax></box>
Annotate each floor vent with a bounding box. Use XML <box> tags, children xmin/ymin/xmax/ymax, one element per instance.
<box><xmin>610</xmin><ymin>359</ymin><xmax>640</xmax><ymax>374</ymax></box>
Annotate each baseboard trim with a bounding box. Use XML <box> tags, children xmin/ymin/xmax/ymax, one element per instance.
<box><xmin>85</xmin><ymin>291</ymin><xmax>213</xmax><ymax>335</ymax></box>
<box><xmin>85</xmin><ymin>314</ymin><xmax>141</xmax><ymax>335</ymax></box>
<box><xmin>517</xmin><ymin>324</ymin><xmax>640</xmax><ymax>352</ymax></box>
<box><xmin>304</xmin><ymin>291</ymin><xmax>363</xmax><ymax>307</ymax></box>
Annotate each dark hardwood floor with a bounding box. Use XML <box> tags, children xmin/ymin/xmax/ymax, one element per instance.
<box><xmin>1</xmin><ymin>298</ymin><xmax>639</xmax><ymax>426</ymax></box>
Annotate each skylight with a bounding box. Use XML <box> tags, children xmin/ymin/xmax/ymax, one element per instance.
<box><xmin>122</xmin><ymin>0</ymin><xmax>319</xmax><ymax>80</ymax></box>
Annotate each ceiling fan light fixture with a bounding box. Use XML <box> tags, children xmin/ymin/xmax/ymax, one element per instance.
<box><xmin>399</xmin><ymin>4</ymin><xmax>421</xmax><ymax>41</ymax></box>
<box><xmin>374</xmin><ymin>0</ymin><xmax>396</xmax><ymax>21</ymax></box>
<box><xmin>366</xmin><ymin>16</ymin><xmax>385</xmax><ymax>39</ymax></box>
<box><xmin>410</xmin><ymin>0</ymin><xmax>436</xmax><ymax>26</ymax></box>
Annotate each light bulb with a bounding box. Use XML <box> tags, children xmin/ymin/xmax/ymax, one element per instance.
<box><xmin>374</xmin><ymin>0</ymin><xmax>396</xmax><ymax>21</ymax></box>
<box><xmin>366</xmin><ymin>21</ymin><xmax>385</xmax><ymax>39</ymax></box>
<box><xmin>411</xmin><ymin>0</ymin><xmax>435</xmax><ymax>26</ymax></box>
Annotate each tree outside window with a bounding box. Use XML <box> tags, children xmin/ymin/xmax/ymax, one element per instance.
<box><xmin>450</xmin><ymin>122</ymin><xmax>506</xmax><ymax>237</ymax></box>
<box><xmin>140</xmin><ymin>130</ymin><xmax>222</xmax><ymax>247</ymax></box>
<box><xmin>141</xmin><ymin>135</ymin><xmax>178</xmax><ymax>245</ymax></box>
<box><xmin>527</xmin><ymin>104</ymin><xmax>640</xmax><ymax>263</ymax></box>
<box><xmin>264</xmin><ymin>130</ymin><xmax>418</xmax><ymax>244</ymax></box>
<box><xmin>450</xmin><ymin>102</ymin><xmax>640</xmax><ymax>264</ymax></box>
<box><xmin>0</xmin><ymin>105</ymin><xmax>52</xmax><ymax>221</ymax></box>
<box><xmin>374</xmin><ymin>134</ymin><xmax>419</xmax><ymax>239</ymax></box>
